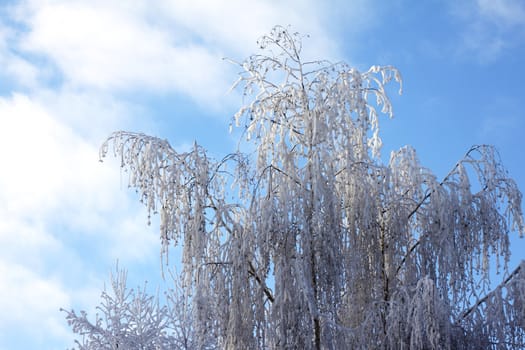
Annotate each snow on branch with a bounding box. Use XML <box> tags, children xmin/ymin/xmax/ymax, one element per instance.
<box><xmin>62</xmin><ymin>266</ymin><xmax>181</xmax><ymax>349</ymax></box>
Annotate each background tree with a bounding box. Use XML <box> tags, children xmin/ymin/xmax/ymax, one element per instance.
<box><xmin>65</xmin><ymin>26</ymin><xmax>525</xmax><ymax>349</ymax></box>
<box><xmin>62</xmin><ymin>267</ymin><xmax>194</xmax><ymax>349</ymax></box>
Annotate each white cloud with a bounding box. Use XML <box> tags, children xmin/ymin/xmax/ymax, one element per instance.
<box><xmin>10</xmin><ymin>1</ymin><xmax>232</xmax><ymax>108</ymax></box>
<box><xmin>477</xmin><ymin>0</ymin><xmax>525</xmax><ymax>27</ymax></box>
<box><xmin>156</xmin><ymin>0</ymin><xmax>340</xmax><ymax>59</ymax></box>
<box><xmin>32</xmin><ymin>88</ymin><xmax>146</xmax><ymax>140</ymax></box>
<box><xmin>480</xmin><ymin>114</ymin><xmax>520</xmax><ymax>138</ymax></box>
<box><xmin>0</xmin><ymin>216</ymin><xmax>61</xmax><ymax>271</ymax></box>
<box><xmin>0</xmin><ymin>94</ymin><xmax>73</xmax><ymax>217</ymax></box>
<box><xmin>0</xmin><ymin>92</ymin><xmax>159</xmax><ymax>259</ymax></box>
<box><xmin>10</xmin><ymin>0</ymin><xmax>351</xmax><ymax>109</ymax></box>
<box><xmin>4</xmin><ymin>54</ymin><xmax>40</xmax><ymax>87</ymax></box>
<box><xmin>0</xmin><ymin>93</ymin><xmax>160</xmax><ymax>347</ymax></box>
<box><xmin>451</xmin><ymin>0</ymin><xmax>525</xmax><ymax>62</ymax></box>
<box><xmin>0</xmin><ymin>260</ymin><xmax>72</xmax><ymax>347</ymax></box>
<box><xmin>0</xmin><ymin>24</ymin><xmax>40</xmax><ymax>88</ymax></box>
<box><xmin>477</xmin><ymin>97</ymin><xmax>523</xmax><ymax>142</ymax></box>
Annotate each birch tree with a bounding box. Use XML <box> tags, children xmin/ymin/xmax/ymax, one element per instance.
<box><xmin>66</xmin><ymin>26</ymin><xmax>525</xmax><ymax>349</ymax></box>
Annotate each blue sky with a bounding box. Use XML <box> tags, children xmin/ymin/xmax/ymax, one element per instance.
<box><xmin>0</xmin><ymin>0</ymin><xmax>524</xmax><ymax>348</ymax></box>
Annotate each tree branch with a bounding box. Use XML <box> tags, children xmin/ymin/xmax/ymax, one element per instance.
<box><xmin>457</xmin><ymin>261</ymin><xmax>524</xmax><ymax>322</ymax></box>
<box><xmin>248</xmin><ymin>261</ymin><xmax>274</xmax><ymax>303</ymax></box>
<box><xmin>395</xmin><ymin>146</ymin><xmax>487</xmax><ymax>277</ymax></box>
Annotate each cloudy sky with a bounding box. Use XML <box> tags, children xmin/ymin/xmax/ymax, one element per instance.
<box><xmin>0</xmin><ymin>0</ymin><xmax>524</xmax><ymax>348</ymax></box>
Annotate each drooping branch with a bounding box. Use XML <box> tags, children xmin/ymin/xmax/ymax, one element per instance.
<box><xmin>457</xmin><ymin>260</ymin><xmax>524</xmax><ymax>322</ymax></box>
<box><xmin>395</xmin><ymin>145</ymin><xmax>522</xmax><ymax>277</ymax></box>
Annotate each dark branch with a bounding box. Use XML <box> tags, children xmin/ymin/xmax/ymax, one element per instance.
<box><xmin>248</xmin><ymin>261</ymin><xmax>275</xmax><ymax>303</ymax></box>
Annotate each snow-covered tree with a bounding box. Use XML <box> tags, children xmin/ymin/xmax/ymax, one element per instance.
<box><xmin>65</xmin><ymin>26</ymin><xmax>525</xmax><ymax>349</ymax></box>
<box><xmin>62</xmin><ymin>266</ymin><xmax>195</xmax><ymax>350</ymax></box>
